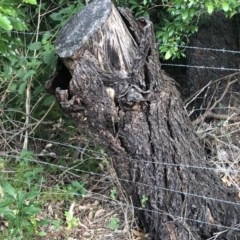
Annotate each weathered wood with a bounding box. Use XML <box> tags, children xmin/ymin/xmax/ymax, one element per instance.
<box><xmin>47</xmin><ymin>0</ymin><xmax>240</xmax><ymax>239</ymax></box>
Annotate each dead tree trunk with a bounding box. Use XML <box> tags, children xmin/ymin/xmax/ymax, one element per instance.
<box><xmin>46</xmin><ymin>0</ymin><xmax>240</xmax><ymax>239</ymax></box>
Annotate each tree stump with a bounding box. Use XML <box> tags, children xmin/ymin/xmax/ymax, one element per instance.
<box><xmin>46</xmin><ymin>0</ymin><xmax>240</xmax><ymax>239</ymax></box>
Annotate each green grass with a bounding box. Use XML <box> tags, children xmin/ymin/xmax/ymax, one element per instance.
<box><xmin>0</xmin><ymin>145</ymin><xmax>102</xmax><ymax>239</ymax></box>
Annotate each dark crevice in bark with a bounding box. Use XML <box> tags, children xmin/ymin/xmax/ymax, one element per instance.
<box><xmin>118</xmin><ymin>8</ymin><xmax>141</xmax><ymax>45</ymax></box>
<box><xmin>144</xmin><ymin>67</ymin><xmax>151</xmax><ymax>90</ymax></box>
<box><xmin>166</xmin><ymin>97</ymin><xmax>174</xmax><ymax>140</ymax></box>
<box><xmin>164</xmin><ymin>167</ymin><xmax>168</xmax><ymax>189</ymax></box>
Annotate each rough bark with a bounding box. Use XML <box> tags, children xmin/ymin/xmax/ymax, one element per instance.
<box><xmin>46</xmin><ymin>0</ymin><xmax>240</xmax><ymax>239</ymax></box>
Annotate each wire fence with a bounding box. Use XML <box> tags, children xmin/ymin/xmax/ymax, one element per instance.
<box><xmin>161</xmin><ymin>44</ymin><xmax>240</xmax><ymax>55</ymax></box>
<box><xmin>8</xmin><ymin>173</ymin><xmax>240</xmax><ymax>233</ymax></box>
<box><xmin>2</xmin><ymin>26</ymin><xmax>240</xmax><ymax>74</ymax></box>
<box><xmin>1</xmin><ymin>133</ymin><xmax>240</xmax><ymax>175</ymax></box>
<box><xmin>2</xmin><ymin>133</ymin><xmax>240</xmax><ymax>203</ymax></box>
<box><xmin>2</xmin><ymin>36</ymin><xmax>240</xmax><ymax>73</ymax></box>
<box><xmin>1</xmin><ymin>145</ymin><xmax>240</xmax><ymax>234</ymax></box>
<box><xmin>1</xmin><ymin>28</ymin><xmax>240</xmax><ymax>237</ymax></box>
<box><xmin>2</xmin><ymin>150</ymin><xmax>240</xmax><ymax>208</ymax></box>
<box><xmin>4</xmin><ymin>29</ymin><xmax>240</xmax><ymax>55</ymax></box>
<box><xmin>161</xmin><ymin>63</ymin><xmax>240</xmax><ymax>72</ymax></box>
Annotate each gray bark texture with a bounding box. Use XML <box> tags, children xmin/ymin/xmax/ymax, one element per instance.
<box><xmin>46</xmin><ymin>0</ymin><xmax>240</xmax><ymax>239</ymax></box>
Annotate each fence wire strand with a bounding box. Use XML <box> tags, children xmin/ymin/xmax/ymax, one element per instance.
<box><xmin>1</xmin><ymin>133</ymin><xmax>240</xmax><ymax>175</ymax></box>
<box><xmin>26</xmin><ymin>136</ymin><xmax>240</xmax><ymax>175</ymax></box>
<box><xmin>2</xmin><ymin>160</ymin><xmax>240</xmax><ymax>234</ymax></box>
<box><xmin>162</xmin><ymin>63</ymin><xmax>240</xmax><ymax>72</ymax></box>
<box><xmin>160</xmin><ymin>44</ymin><xmax>240</xmax><ymax>54</ymax></box>
<box><xmin>1</xmin><ymin>152</ymin><xmax>240</xmax><ymax>209</ymax></box>
<box><xmin>3</xmin><ymin>29</ymin><xmax>240</xmax><ymax>55</ymax></box>
<box><xmin>1</xmin><ymin>5</ymin><xmax>240</xmax><ymax>237</ymax></box>
<box><xmin>84</xmin><ymin>193</ymin><xmax>240</xmax><ymax>233</ymax></box>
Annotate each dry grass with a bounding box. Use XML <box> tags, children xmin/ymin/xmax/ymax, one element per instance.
<box><xmin>0</xmin><ymin>115</ymin><xmax>148</xmax><ymax>240</ymax></box>
<box><xmin>186</xmin><ymin>72</ymin><xmax>240</xmax><ymax>194</ymax></box>
<box><xmin>36</xmin><ymin>176</ymin><xmax>147</xmax><ymax>240</ymax></box>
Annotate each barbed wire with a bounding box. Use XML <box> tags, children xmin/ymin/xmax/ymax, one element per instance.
<box><xmin>2</xmin><ymin>161</ymin><xmax>240</xmax><ymax>234</ymax></box>
<box><xmin>1</xmin><ymin>3</ymin><xmax>240</xmax><ymax>237</ymax></box>
<box><xmin>160</xmin><ymin>44</ymin><xmax>240</xmax><ymax>54</ymax></box>
<box><xmin>1</xmin><ymin>133</ymin><xmax>240</xmax><ymax>175</ymax></box>
<box><xmin>80</xmin><ymin>191</ymin><xmax>240</xmax><ymax>233</ymax></box>
<box><xmin>2</xmin><ymin>28</ymin><xmax>240</xmax><ymax>55</ymax></box>
<box><xmin>60</xmin><ymin>168</ymin><xmax>240</xmax><ymax>208</ymax></box>
<box><xmin>26</xmin><ymin>136</ymin><xmax>240</xmax><ymax>175</ymax></box>
<box><xmin>162</xmin><ymin>63</ymin><xmax>240</xmax><ymax>72</ymax></box>
<box><xmin>1</xmin><ymin>152</ymin><xmax>240</xmax><ymax>209</ymax></box>
<box><xmin>2</xmin><ymin>54</ymin><xmax>239</xmax><ymax>73</ymax></box>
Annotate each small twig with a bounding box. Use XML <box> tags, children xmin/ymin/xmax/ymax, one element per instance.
<box><xmin>185</xmin><ymin>80</ymin><xmax>212</xmax><ymax>112</ymax></box>
<box><xmin>23</xmin><ymin>0</ymin><xmax>42</xmax><ymax>150</ymax></box>
<box><xmin>29</xmin><ymin>100</ymin><xmax>56</xmax><ymax>134</ymax></box>
<box><xmin>185</xmin><ymin>72</ymin><xmax>240</xmax><ymax>107</ymax></box>
<box><xmin>193</xmin><ymin>77</ymin><xmax>239</xmax><ymax>125</ymax></box>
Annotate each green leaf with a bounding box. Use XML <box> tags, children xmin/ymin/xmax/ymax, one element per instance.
<box><xmin>43</xmin><ymin>50</ymin><xmax>56</xmax><ymax>65</ymax></box>
<box><xmin>22</xmin><ymin>70</ymin><xmax>36</xmax><ymax>81</ymax></box>
<box><xmin>11</xmin><ymin>18</ymin><xmax>28</xmax><ymax>31</ymax></box>
<box><xmin>0</xmin><ymin>199</ymin><xmax>14</xmax><ymax>209</ymax></box>
<box><xmin>0</xmin><ymin>207</ymin><xmax>16</xmax><ymax>220</ymax></box>
<box><xmin>182</xmin><ymin>10</ymin><xmax>189</xmax><ymax>20</ymax></box>
<box><xmin>1</xmin><ymin>181</ymin><xmax>17</xmax><ymax>199</ymax></box>
<box><xmin>0</xmin><ymin>6</ymin><xmax>17</xmax><ymax>17</ymax></box>
<box><xmin>22</xmin><ymin>206</ymin><xmax>40</xmax><ymax>216</ymax></box>
<box><xmin>206</xmin><ymin>3</ymin><xmax>214</xmax><ymax>14</ymax></box>
<box><xmin>43</xmin><ymin>95</ymin><xmax>55</xmax><ymax>106</ymax></box>
<box><xmin>23</xmin><ymin>0</ymin><xmax>37</xmax><ymax>5</ymax></box>
<box><xmin>41</xmin><ymin>31</ymin><xmax>52</xmax><ymax>44</ymax></box>
<box><xmin>50</xmin><ymin>12</ymin><xmax>63</xmax><ymax>21</ymax></box>
<box><xmin>25</xmin><ymin>190</ymin><xmax>40</xmax><ymax>199</ymax></box>
<box><xmin>8</xmin><ymin>83</ymin><xmax>17</xmax><ymax>92</ymax></box>
<box><xmin>222</xmin><ymin>2</ymin><xmax>230</xmax><ymax>11</ymax></box>
<box><xmin>71</xmin><ymin>181</ymin><xmax>87</xmax><ymax>195</ymax></box>
<box><xmin>17</xmin><ymin>190</ymin><xmax>25</xmax><ymax>206</ymax></box>
<box><xmin>108</xmin><ymin>217</ymin><xmax>119</xmax><ymax>231</ymax></box>
<box><xmin>28</xmin><ymin>41</ymin><xmax>42</xmax><ymax>51</ymax></box>
<box><xmin>18</xmin><ymin>82</ymin><xmax>27</xmax><ymax>95</ymax></box>
<box><xmin>164</xmin><ymin>50</ymin><xmax>172</xmax><ymax>60</ymax></box>
<box><xmin>0</xmin><ymin>14</ymin><xmax>12</xmax><ymax>31</ymax></box>
<box><xmin>20</xmin><ymin>149</ymin><xmax>34</xmax><ymax>161</ymax></box>
<box><xmin>37</xmin><ymin>231</ymin><xmax>47</xmax><ymax>237</ymax></box>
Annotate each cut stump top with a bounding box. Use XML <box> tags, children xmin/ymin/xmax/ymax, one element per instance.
<box><xmin>56</xmin><ymin>0</ymin><xmax>112</xmax><ymax>58</ymax></box>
